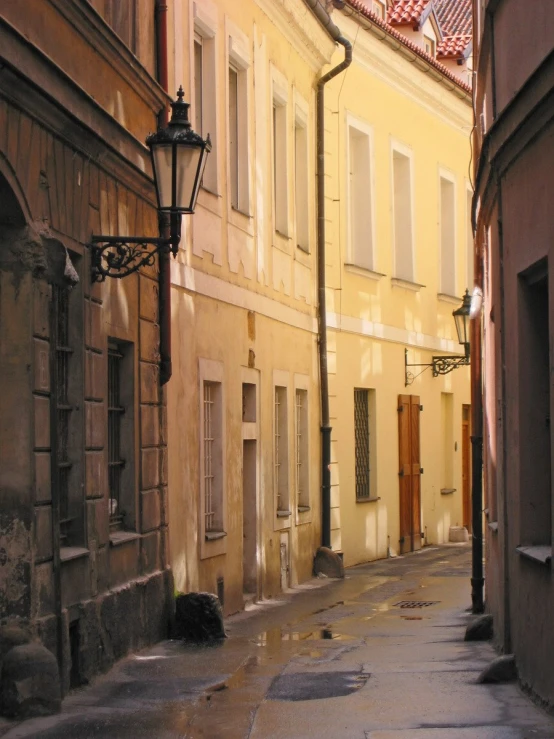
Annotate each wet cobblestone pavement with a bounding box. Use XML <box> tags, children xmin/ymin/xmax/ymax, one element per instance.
<box><xmin>2</xmin><ymin>545</ymin><xmax>554</xmax><ymax>738</ymax></box>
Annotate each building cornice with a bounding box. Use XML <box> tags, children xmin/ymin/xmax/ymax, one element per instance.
<box><xmin>338</xmin><ymin>14</ymin><xmax>471</xmax><ymax>132</ymax></box>
<box><xmin>255</xmin><ymin>0</ymin><xmax>336</xmax><ymax>71</ymax></box>
<box><xmin>47</xmin><ymin>0</ymin><xmax>170</xmax><ymax>114</ymax></box>
<box><xmin>342</xmin><ymin>1</ymin><xmax>472</xmax><ymax>101</ymax></box>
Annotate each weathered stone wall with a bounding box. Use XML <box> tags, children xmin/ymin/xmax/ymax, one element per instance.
<box><xmin>0</xmin><ymin>33</ymin><xmax>171</xmax><ymax>695</ymax></box>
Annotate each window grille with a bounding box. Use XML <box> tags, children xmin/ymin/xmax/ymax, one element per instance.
<box><xmin>274</xmin><ymin>386</ymin><xmax>289</xmax><ymax>513</ymax></box>
<box><xmin>295</xmin><ymin>391</ymin><xmax>302</xmax><ymax>503</ymax></box>
<box><xmin>275</xmin><ymin>388</ymin><xmax>281</xmax><ymax>510</ymax></box>
<box><xmin>54</xmin><ymin>286</ymin><xmax>73</xmax><ymax>544</ymax></box>
<box><xmin>204</xmin><ymin>382</ymin><xmax>216</xmax><ymax>531</ymax></box>
<box><xmin>108</xmin><ymin>342</ymin><xmax>125</xmax><ymax>530</ymax></box>
<box><xmin>354</xmin><ymin>389</ymin><xmax>370</xmax><ymax>500</ymax></box>
<box><xmin>295</xmin><ymin>389</ymin><xmax>309</xmax><ymax>509</ymax></box>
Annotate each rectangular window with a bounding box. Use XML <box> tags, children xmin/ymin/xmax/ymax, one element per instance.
<box><xmin>108</xmin><ymin>342</ymin><xmax>125</xmax><ymax>530</ymax></box>
<box><xmin>467</xmin><ymin>188</ymin><xmax>474</xmax><ymax>289</ymax></box>
<box><xmin>295</xmin><ymin>389</ymin><xmax>309</xmax><ymax>510</ymax></box>
<box><xmin>273</xmin><ymin>101</ymin><xmax>288</xmax><ymax>235</ymax></box>
<box><xmin>294</xmin><ymin>118</ymin><xmax>309</xmax><ymax>251</ymax></box>
<box><xmin>348</xmin><ymin>124</ymin><xmax>374</xmax><ymax>270</ymax></box>
<box><xmin>274</xmin><ymin>386</ymin><xmax>290</xmax><ymax>514</ymax></box>
<box><xmin>194</xmin><ymin>22</ymin><xmax>217</xmax><ymax>194</ymax></box>
<box><xmin>354</xmin><ymin>389</ymin><xmax>370</xmax><ymax>500</ymax></box>
<box><xmin>392</xmin><ymin>149</ymin><xmax>414</xmax><ymax>281</ymax></box>
<box><xmin>203</xmin><ymin>380</ymin><xmax>224</xmax><ymax>534</ymax></box>
<box><xmin>441</xmin><ymin>392</ymin><xmax>454</xmax><ymax>490</ymax></box>
<box><xmin>518</xmin><ymin>262</ymin><xmax>551</xmax><ymax>547</ymax></box>
<box><xmin>372</xmin><ymin>0</ymin><xmax>385</xmax><ymax>18</ymax></box>
<box><xmin>54</xmin><ymin>286</ymin><xmax>73</xmax><ymax>545</ymax></box>
<box><xmin>424</xmin><ymin>35</ymin><xmax>436</xmax><ymax>57</ymax></box>
<box><xmin>89</xmin><ymin>0</ymin><xmax>137</xmax><ymax>52</ymax></box>
<box><xmin>440</xmin><ymin>175</ymin><xmax>456</xmax><ymax>295</ymax></box>
<box><xmin>194</xmin><ymin>34</ymin><xmax>203</xmax><ymax>136</ymax></box>
<box><xmin>229</xmin><ymin>65</ymin><xmax>239</xmax><ymax>209</ymax></box>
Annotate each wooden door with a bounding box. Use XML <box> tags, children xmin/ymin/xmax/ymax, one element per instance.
<box><xmin>462</xmin><ymin>404</ymin><xmax>471</xmax><ymax>531</ymax></box>
<box><xmin>398</xmin><ymin>395</ymin><xmax>422</xmax><ymax>553</ymax></box>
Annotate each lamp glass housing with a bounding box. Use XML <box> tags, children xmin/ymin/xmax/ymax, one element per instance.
<box><xmin>453</xmin><ymin>289</ymin><xmax>471</xmax><ymax>348</ymax></box>
<box><xmin>147</xmin><ymin>87</ymin><xmax>211</xmax><ymax>215</ymax></box>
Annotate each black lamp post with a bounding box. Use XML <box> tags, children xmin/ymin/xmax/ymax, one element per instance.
<box><xmin>405</xmin><ymin>289</ymin><xmax>471</xmax><ymax>385</ymax></box>
<box><xmin>90</xmin><ymin>87</ymin><xmax>211</xmax><ymax>282</ymax></box>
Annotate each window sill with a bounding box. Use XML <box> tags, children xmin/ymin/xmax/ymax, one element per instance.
<box><xmin>205</xmin><ymin>531</ymin><xmax>227</xmax><ymax>542</ymax></box>
<box><xmin>440</xmin><ymin>487</ymin><xmax>456</xmax><ymax>496</ymax></box>
<box><xmin>60</xmin><ymin>546</ymin><xmax>89</xmax><ymax>563</ymax></box>
<box><xmin>296</xmin><ymin>245</ymin><xmax>310</xmax><ymax>255</ymax></box>
<box><xmin>345</xmin><ymin>264</ymin><xmax>385</xmax><ymax>281</ymax></box>
<box><xmin>109</xmin><ymin>531</ymin><xmax>141</xmax><ymax>547</ymax></box>
<box><xmin>516</xmin><ymin>545</ymin><xmax>552</xmax><ymax>566</ymax></box>
<box><xmin>391</xmin><ymin>277</ymin><xmax>425</xmax><ymax>292</ymax></box>
<box><xmin>231</xmin><ymin>205</ymin><xmax>252</xmax><ymax>219</ymax></box>
<box><xmin>488</xmin><ymin>521</ymin><xmax>499</xmax><ymax>534</ymax></box>
<box><xmin>437</xmin><ymin>292</ymin><xmax>462</xmax><ymax>305</ymax></box>
<box><xmin>356</xmin><ymin>496</ymin><xmax>380</xmax><ymax>504</ymax></box>
<box><xmin>276</xmin><ymin>509</ymin><xmax>292</xmax><ymax>518</ymax></box>
<box><xmin>297</xmin><ymin>505</ymin><xmax>311</xmax><ymax>513</ymax></box>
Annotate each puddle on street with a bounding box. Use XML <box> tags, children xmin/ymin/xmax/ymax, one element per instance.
<box><xmin>254</xmin><ymin>628</ymin><xmax>355</xmax><ymax>646</ymax></box>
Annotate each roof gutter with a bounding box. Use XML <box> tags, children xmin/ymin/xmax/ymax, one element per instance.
<box><xmin>303</xmin><ymin>0</ymin><xmax>352</xmax><ymax>550</ymax></box>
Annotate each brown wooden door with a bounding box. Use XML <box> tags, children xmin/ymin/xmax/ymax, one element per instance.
<box><xmin>462</xmin><ymin>404</ymin><xmax>471</xmax><ymax>531</ymax></box>
<box><xmin>398</xmin><ymin>395</ymin><xmax>422</xmax><ymax>553</ymax></box>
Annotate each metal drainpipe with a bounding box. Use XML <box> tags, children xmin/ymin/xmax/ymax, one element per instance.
<box><xmin>302</xmin><ymin>0</ymin><xmax>352</xmax><ymax>548</ymax></box>
<box><xmin>155</xmin><ymin>0</ymin><xmax>172</xmax><ymax>386</ymax></box>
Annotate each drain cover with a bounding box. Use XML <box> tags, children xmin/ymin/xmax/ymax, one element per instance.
<box><xmin>394</xmin><ymin>600</ymin><xmax>440</xmax><ymax>609</ymax></box>
<box><xmin>268</xmin><ymin>671</ymin><xmax>370</xmax><ymax>701</ymax></box>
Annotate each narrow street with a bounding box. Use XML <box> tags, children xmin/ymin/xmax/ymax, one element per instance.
<box><xmin>2</xmin><ymin>545</ymin><xmax>554</xmax><ymax>739</ymax></box>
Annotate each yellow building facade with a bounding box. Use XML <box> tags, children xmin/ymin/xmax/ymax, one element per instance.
<box><xmin>166</xmin><ymin>0</ymin><xmax>335</xmax><ymax>614</ymax></box>
<box><xmin>323</xmin><ymin>2</ymin><xmax>473</xmax><ymax>565</ymax></box>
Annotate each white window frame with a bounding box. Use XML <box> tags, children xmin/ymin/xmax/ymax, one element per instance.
<box><xmin>294</xmin><ymin>374</ymin><xmax>310</xmax><ymax>521</ymax></box>
<box><xmin>294</xmin><ymin>93</ymin><xmax>310</xmax><ymax>253</ymax></box>
<box><xmin>346</xmin><ymin>114</ymin><xmax>376</xmax><ymax>273</ymax></box>
<box><xmin>439</xmin><ymin>168</ymin><xmax>457</xmax><ymax>297</ymax></box>
<box><xmin>391</xmin><ymin>140</ymin><xmax>415</xmax><ymax>283</ymax></box>
<box><xmin>273</xmin><ymin>369</ymin><xmax>291</xmax><ymax>528</ymax></box>
<box><xmin>192</xmin><ymin>1</ymin><xmax>218</xmax><ymax>194</ymax></box>
<box><xmin>199</xmin><ymin>358</ymin><xmax>226</xmax><ymax>559</ymax></box>
<box><xmin>227</xmin><ymin>21</ymin><xmax>251</xmax><ymax>216</ymax></box>
<box><xmin>272</xmin><ymin>67</ymin><xmax>290</xmax><ymax>238</ymax></box>
<box><xmin>372</xmin><ymin>0</ymin><xmax>385</xmax><ymax>19</ymax></box>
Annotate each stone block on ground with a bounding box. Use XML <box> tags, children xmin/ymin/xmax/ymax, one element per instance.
<box><xmin>449</xmin><ymin>526</ymin><xmax>469</xmax><ymax>542</ymax></box>
<box><xmin>313</xmin><ymin>547</ymin><xmax>345</xmax><ymax>579</ymax></box>
<box><xmin>173</xmin><ymin>592</ymin><xmax>226</xmax><ymax>642</ymax></box>
<box><xmin>0</xmin><ymin>625</ymin><xmax>32</xmax><ymax>666</ymax></box>
<box><xmin>478</xmin><ymin>654</ymin><xmax>517</xmax><ymax>684</ymax></box>
<box><xmin>465</xmin><ymin>613</ymin><xmax>493</xmax><ymax>641</ymax></box>
<box><xmin>0</xmin><ymin>643</ymin><xmax>61</xmax><ymax>718</ymax></box>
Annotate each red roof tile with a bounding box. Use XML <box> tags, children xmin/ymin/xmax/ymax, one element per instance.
<box><xmin>386</xmin><ymin>0</ymin><xmax>431</xmax><ymax>27</ymax></box>
<box><xmin>433</xmin><ymin>0</ymin><xmax>472</xmax><ymax>36</ymax></box>
<box><xmin>344</xmin><ymin>0</ymin><xmax>472</xmax><ymax>94</ymax></box>
<box><xmin>437</xmin><ymin>34</ymin><xmax>472</xmax><ymax>59</ymax></box>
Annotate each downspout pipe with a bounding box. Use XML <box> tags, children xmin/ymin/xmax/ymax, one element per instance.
<box><xmin>470</xmin><ymin>0</ymin><xmax>484</xmax><ymax>615</ymax></box>
<box><xmin>155</xmin><ymin>0</ymin><xmax>172</xmax><ymax>386</ymax></box>
<box><xmin>303</xmin><ymin>0</ymin><xmax>352</xmax><ymax>548</ymax></box>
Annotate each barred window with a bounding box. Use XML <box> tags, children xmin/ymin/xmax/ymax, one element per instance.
<box><xmin>108</xmin><ymin>342</ymin><xmax>126</xmax><ymax>531</ymax></box>
<box><xmin>54</xmin><ymin>286</ymin><xmax>73</xmax><ymax>545</ymax></box>
<box><xmin>274</xmin><ymin>386</ymin><xmax>289</xmax><ymax>514</ymax></box>
<box><xmin>295</xmin><ymin>389</ymin><xmax>309</xmax><ymax>511</ymax></box>
<box><xmin>354</xmin><ymin>389</ymin><xmax>370</xmax><ymax>500</ymax></box>
<box><xmin>203</xmin><ymin>381</ymin><xmax>223</xmax><ymax>534</ymax></box>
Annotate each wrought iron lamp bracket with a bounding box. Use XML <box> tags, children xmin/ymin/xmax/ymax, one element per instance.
<box><xmin>405</xmin><ymin>347</ymin><xmax>470</xmax><ymax>386</ymax></box>
<box><xmin>89</xmin><ymin>212</ymin><xmax>181</xmax><ymax>282</ymax></box>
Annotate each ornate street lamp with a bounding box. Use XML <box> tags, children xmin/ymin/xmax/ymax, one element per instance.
<box><xmin>405</xmin><ymin>289</ymin><xmax>471</xmax><ymax>386</ymax></box>
<box><xmin>90</xmin><ymin>87</ymin><xmax>211</xmax><ymax>282</ymax></box>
